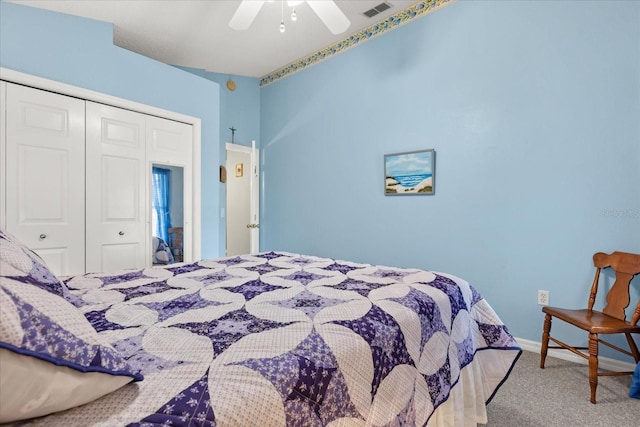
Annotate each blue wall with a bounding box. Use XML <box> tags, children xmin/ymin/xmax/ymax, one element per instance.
<box><xmin>0</xmin><ymin>1</ymin><xmax>222</xmax><ymax>258</ymax></box>
<box><xmin>260</xmin><ymin>0</ymin><xmax>640</xmax><ymax>356</ymax></box>
<box><xmin>179</xmin><ymin>69</ymin><xmax>261</xmax><ymax>149</ymax></box>
<box><xmin>177</xmin><ymin>68</ymin><xmax>261</xmax><ymax>255</ymax></box>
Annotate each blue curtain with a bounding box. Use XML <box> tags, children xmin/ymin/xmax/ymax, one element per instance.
<box><xmin>152</xmin><ymin>167</ymin><xmax>171</xmax><ymax>243</ymax></box>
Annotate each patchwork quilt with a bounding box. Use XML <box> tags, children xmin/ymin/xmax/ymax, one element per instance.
<box><xmin>20</xmin><ymin>252</ymin><xmax>520</xmax><ymax>426</ymax></box>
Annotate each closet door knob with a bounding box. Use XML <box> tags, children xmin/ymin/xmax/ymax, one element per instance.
<box><xmin>118</xmin><ymin>231</ymin><xmax>125</xmax><ymax>236</ymax></box>
<box><xmin>39</xmin><ymin>234</ymin><xmax>47</xmax><ymax>239</ymax></box>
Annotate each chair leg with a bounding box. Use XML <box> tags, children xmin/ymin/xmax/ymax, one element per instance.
<box><xmin>540</xmin><ymin>314</ymin><xmax>551</xmax><ymax>368</ymax></box>
<box><xmin>588</xmin><ymin>332</ymin><xmax>598</xmax><ymax>404</ymax></box>
<box><xmin>624</xmin><ymin>333</ymin><xmax>640</xmax><ymax>363</ymax></box>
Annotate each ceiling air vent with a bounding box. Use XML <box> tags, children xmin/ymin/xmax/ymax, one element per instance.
<box><xmin>363</xmin><ymin>2</ymin><xmax>392</xmax><ymax>18</ymax></box>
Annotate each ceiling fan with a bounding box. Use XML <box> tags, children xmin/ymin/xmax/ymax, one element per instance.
<box><xmin>230</xmin><ymin>0</ymin><xmax>351</xmax><ymax>35</ymax></box>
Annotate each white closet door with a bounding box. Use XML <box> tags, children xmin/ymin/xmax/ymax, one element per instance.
<box><xmin>86</xmin><ymin>102</ymin><xmax>146</xmax><ymax>273</ymax></box>
<box><xmin>146</xmin><ymin>116</ymin><xmax>193</xmax><ymax>262</ymax></box>
<box><xmin>1</xmin><ymin>81</ymin><xmax>6</xmax><ymax>230</ymax></box>
<box><xmin>4</xmin><ymin>83</ymin><xmax>86</xmax><ymax>275</ymax></box>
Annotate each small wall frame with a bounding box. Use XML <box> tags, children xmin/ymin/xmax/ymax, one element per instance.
<box><xmin>384</xmin><ymin>149</ymin><xmax>435</xmax><ymax>196</ymax></box>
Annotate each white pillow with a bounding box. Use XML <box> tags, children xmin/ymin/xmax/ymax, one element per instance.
<box><xmin>0</xmin><ymin>348</ymin><xmax>132</xmax><ymax>422</ymax></box>
<box><xmin>0</xmin><ymin>229</ymin><xmax>143</xmax><ymax>423</ymax></box>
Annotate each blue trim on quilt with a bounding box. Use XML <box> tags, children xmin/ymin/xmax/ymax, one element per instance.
<box><xmin>259</xmin><ymin>0</ymin><xmax>456</xmax><ymax>87</ymax></box>
<box><xmin>0</xmin><ymin>341</ymin><xmax>144</xmax><ymax>382</ymax></box>
<box><xmin>484</xmin><ymin>347</ymin><xmax>523</xmax><ymax>404</ymax></box>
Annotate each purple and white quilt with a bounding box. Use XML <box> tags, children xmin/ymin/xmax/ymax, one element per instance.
<box><xmin>22</xmin><ymin>252</ymin><xmax>520</xmax><ymax>426</ymax></box>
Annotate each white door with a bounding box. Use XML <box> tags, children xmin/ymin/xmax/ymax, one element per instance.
<box><xmin>226</xmin><ymin>141</ymin><xmax>259</xmax><ymax>256</ymax></box>
<box><xmin>1</xmin><ymin>81</ymin><xmax>6</xmax><ymax>230</ymax></box>
<box><xmin>146</xmin><ymin>115</ymin><xmax>193</xmax><ymax>262</ymax></box>
<box><xmin>4</xmin><ymin>83</ymin><xmax>85</xmax><ymax>275</ymax></box>
<box><xmin>85</xmin><ymin>102</ymin><xmax>146</xmax><ymax>273</ymax></box>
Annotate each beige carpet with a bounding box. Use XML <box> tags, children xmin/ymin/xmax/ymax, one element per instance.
<box><xmin>484</xmin><ymin>350</ymin><xmax>639</xmax><ymax>426</ymax></box>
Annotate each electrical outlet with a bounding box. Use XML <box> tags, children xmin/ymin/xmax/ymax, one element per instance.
<box><xmin>538</xmin><ymin>290</ymin><xmax>549</xmax><ymax>306</ymax></box>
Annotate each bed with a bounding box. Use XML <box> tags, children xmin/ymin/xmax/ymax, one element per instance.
<box><xmin>0</xmin><ymin>229</ymin><xmax>521</xmax><ymax>426</ymax></box>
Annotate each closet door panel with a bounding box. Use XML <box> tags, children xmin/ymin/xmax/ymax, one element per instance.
<box><xmin>4</xmin><ymin>83</ymin><xmax>85</xmax><ymax>275</ymax></box>
<box><xmin>147</xmin><ymin>117</ymin><xmax>192</xmax><ymax>164</ymax></box>
<box><xmin>86</xmin><ymin>102</ymin><xmax>146</xmax><ymax>273</ymax></box>
<box><xmin>1</xmin><ymin>81</ymin><xmax>6</xmax><ymax>230</ymax></box>
<box><xmin>101</xmin><ymin>243</ymin><xmax>140</xmax><ymax>272</ymax></box>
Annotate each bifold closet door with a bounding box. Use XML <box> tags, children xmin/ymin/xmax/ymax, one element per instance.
<box><xmin>4</xmin><ymin>82</ymin><xmax>86</xmax><ymax>275</ymax></box>
<box><xmin>146</xmin><ymin>115</ymin><xmax>194</xmax><ymax>262</ymax></box>
<box><xmin>1</xmin><ymin>82</ymin><xmax>5</xmax><ymax>236</ymax></box>
<box><xmin>85</xmin><ymin>102</ymin><xmax>146</xmax><ymax>273</ymax></box>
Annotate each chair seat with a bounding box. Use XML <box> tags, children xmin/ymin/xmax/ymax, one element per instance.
<box><xmin>542</xmin><ymin>306</ymin><xmax>640</xmax><ymax>334</ymax></box>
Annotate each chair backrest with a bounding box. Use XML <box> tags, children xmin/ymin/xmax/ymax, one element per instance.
<box><xmin>168</xmin><ymin>227</ymin><xmax>183</xmax><ymax>249</ymax></box>
<box><xmin>590</xmin><ymin>251</ymin><xmax>640</xmax><ymax>323</ymax></box>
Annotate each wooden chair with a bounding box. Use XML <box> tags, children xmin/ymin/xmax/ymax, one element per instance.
<box><xmin>540</xmin><ymin>251</ymin><xmax>640</xmax><ymax>403</ymax></box>
<box><xmin>167</xmin><ymin>227</ymin><xmax>184</xmax><ymax>262</ymax></box>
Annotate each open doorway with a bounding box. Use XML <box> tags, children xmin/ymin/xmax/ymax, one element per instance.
<box><xmin>151</xmin><ymin>164</ymin><xmax>184</xmax><ymax>264</ymax></box>
<box><xmin>226</xmin><ymin>142</ymin><xmax>259</xmax><ymax>256</ymax></box>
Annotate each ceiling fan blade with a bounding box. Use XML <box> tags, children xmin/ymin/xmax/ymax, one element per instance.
<box><xmin>307</xmin><ymin>0</ymin><xmax>350</xmax><ymax>35</ymax></box>
<box><xmin>229</xmin><ymin>0</ymin><xmax>265</xmax><ymax>31</ymax></box>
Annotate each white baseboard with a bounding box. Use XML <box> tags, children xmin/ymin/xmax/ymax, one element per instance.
<box><xmin>515</xmin><ymin>337</ymin><xmax>637</xmax><ymax>372</ymax></box>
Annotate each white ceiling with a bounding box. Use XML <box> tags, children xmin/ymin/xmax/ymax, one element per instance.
<box><xmin>7</xmin><ymin>0</ymin><xmax>419</xmax><ymax>78</ymax></box>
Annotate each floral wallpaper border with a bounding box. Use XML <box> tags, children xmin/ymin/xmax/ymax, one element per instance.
<box><xmin>259</xmin><ymin>0</ymin><xmax>455</xmax><ymax>87</ymax></box>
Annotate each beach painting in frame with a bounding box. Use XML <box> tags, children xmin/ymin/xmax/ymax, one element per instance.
<box><xmin>385</xmin><ymin>149</ymin><xmax>435</xmax><ymax>195</ymax></box>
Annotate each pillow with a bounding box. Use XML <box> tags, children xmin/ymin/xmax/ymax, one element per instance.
<box><xmin>0</xmin><ymin>229</ymin><xmax>66</xmax><ymax>297</ymax></box>
<box><xmin>152</xmin><ymin>236</ymin><xmax>175</xmax><ymax>265</ymax></box>
<box><xmin>0</xmin><ymin>277</ymin><xmax>143</xmax><ymax>423</ymax></box>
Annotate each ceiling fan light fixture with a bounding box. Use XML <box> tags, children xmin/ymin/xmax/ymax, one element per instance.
<box><xmin>231</xmin><ymin>0</ymin><xmax>349</xmax><ymax>35</ymax></box>
<box><xmin>279</xmin><ymin>0</ymin><xmax>286</xmax><ymax>32</ymax></box>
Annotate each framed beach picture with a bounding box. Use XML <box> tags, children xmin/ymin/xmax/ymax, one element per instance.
<box><xmin>384</xmin><ymin>149</ymin><xmax>435</xmax><ymax>196</ymax></box>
